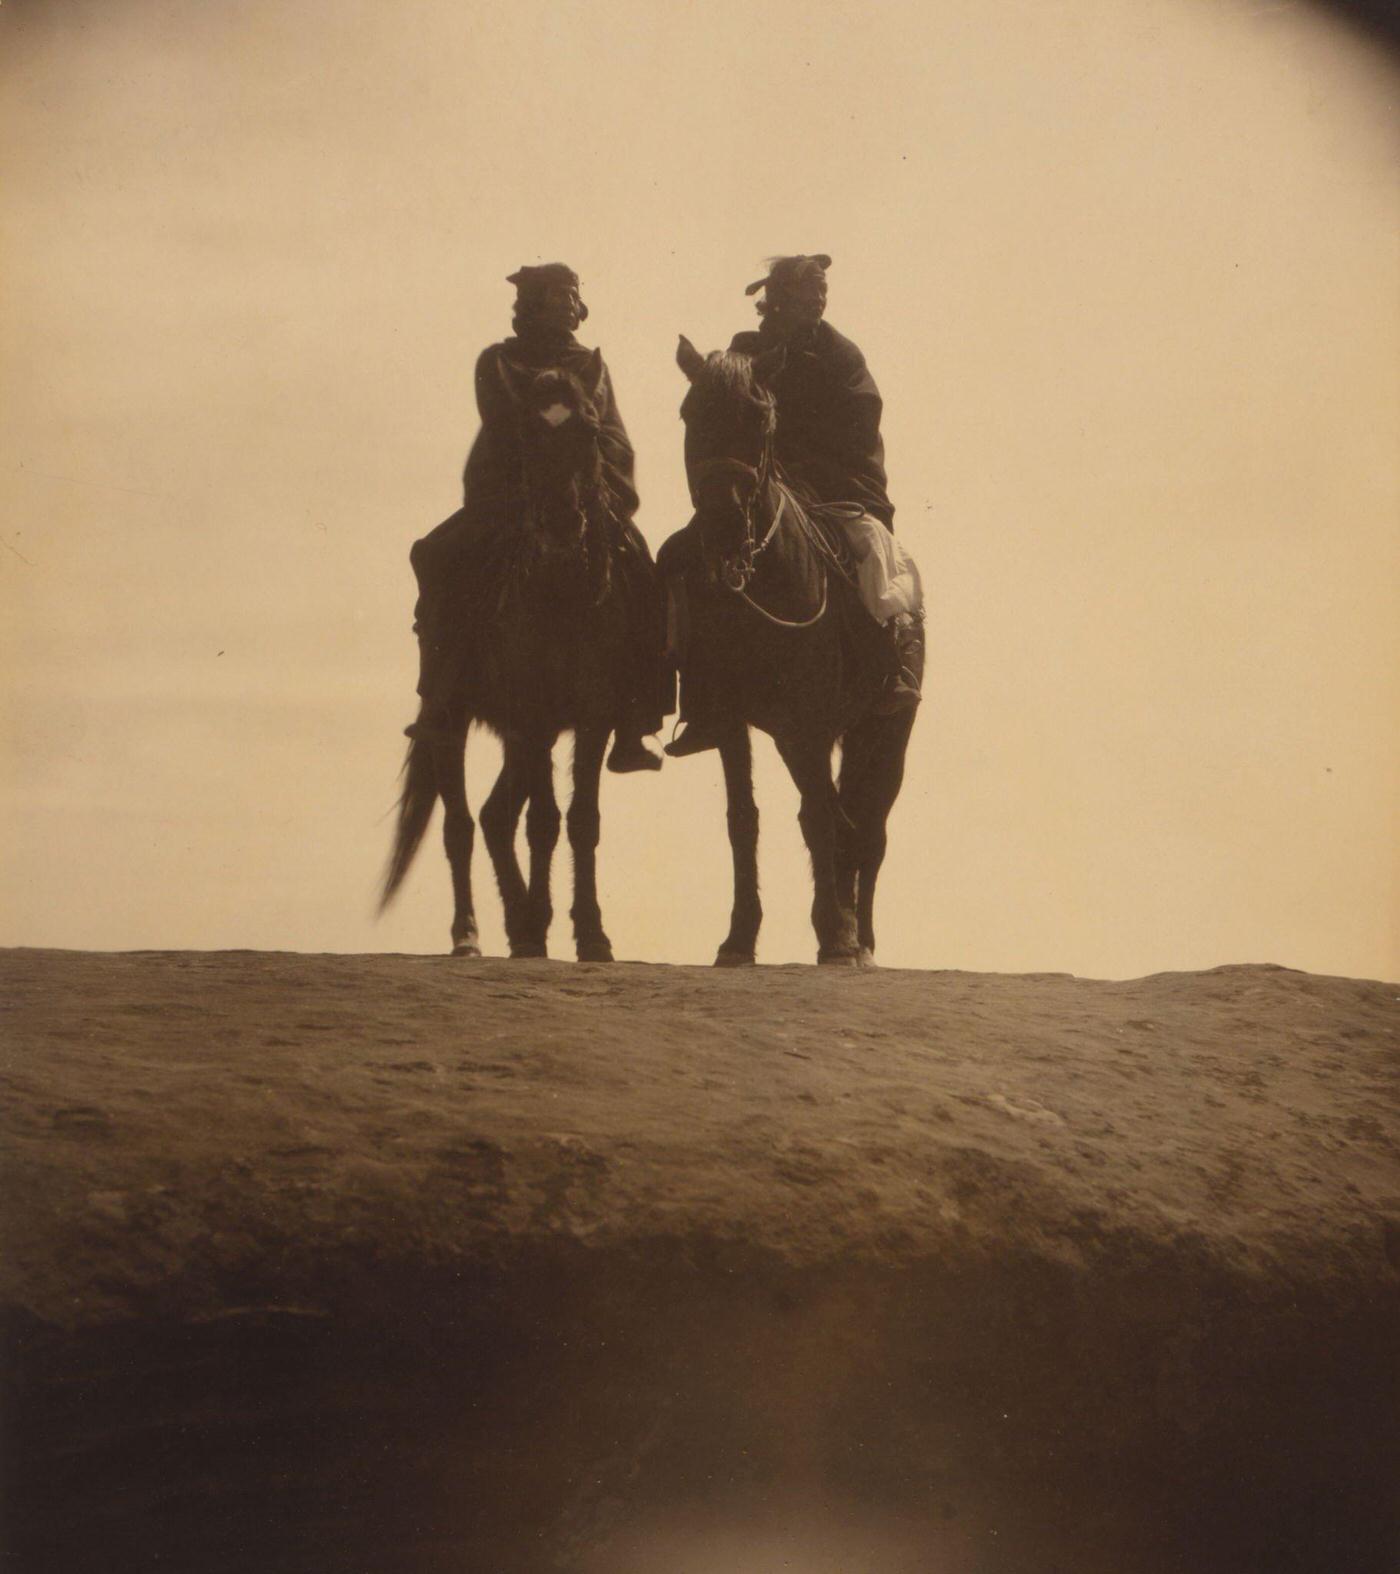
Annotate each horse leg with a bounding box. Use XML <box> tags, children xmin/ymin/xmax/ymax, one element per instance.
<box><xmin>715</xmin><ymin>725</ymin><xmax>761</xmax><ymax>966</ymax></box>
<box><xmin>841</xmin><ymin>711</ymin><xmax>915</xmax><ymax>966</ymax></box>
<box><xmin>568</xmin><ymin>724</ymin><xmax>614</xmax><ymax>963</ymax></box>
<box><xmin>432</xmin><ymin>730</ymin><xmax>480</xmax><ymax>957</ymax></box>
<box><xmin>833</xmin><ymin>732</ymin><xmax>864</xmax><ymax>956</ymax></box>
<box><xmin>480</xmin><ymin>737</ymin><xmax>541</xmax><ymax>958</ymax></box>
<box><xmin>775</xmin><ymin>734</ymin><xmax>860</xmax><ymax>966</ymax></box>
<box><xmin>521</xmin><ymin>739</ymin><xmax>561</xmax><ymax>955</ymax></box>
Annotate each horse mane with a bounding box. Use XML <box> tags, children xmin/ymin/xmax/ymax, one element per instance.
<box><xmin>497</xmin><ymin>364</ymin><xmax>619</xmax><ymax>613</ymax></box>
<box><xmin>684</xmin><ymin>350</ymin><xmax>776</xmax><ymax>433</ymax></box>
<box><xmin>511</xmin><ymin>368</ymin><xmax>605</xmax><ymax>489</ymax></box>
<box><xmin>512</xmin><ymin>365</ymin><xmax>602</xmax><ymax>430</ymax></box>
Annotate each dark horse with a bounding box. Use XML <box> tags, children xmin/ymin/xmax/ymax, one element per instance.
<box><xmin>667</xmin><ymin>335</ymin><xmax>917</xmax><ymax>967</ymax></box>
<box><xmin>379</xmin><ymin>351</ymin><xmax>647</xmax><ymax>961</ymax></box>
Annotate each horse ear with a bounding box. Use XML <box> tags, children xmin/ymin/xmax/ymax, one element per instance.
<box><xmin>676</xmin><ymin>335</ymin><xmax>705</xmax><ymax>383</ymax></box>
<box><xmin>750</xmin><ymin>342</ymin><xmax>786</xmax><ymax>388</ymax></box>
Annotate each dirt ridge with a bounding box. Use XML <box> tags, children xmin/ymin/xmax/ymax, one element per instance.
<box><xmin>2</xmin><ymin>949</ymin><xmax>1397</xmax><ymax>1571</ymax></box>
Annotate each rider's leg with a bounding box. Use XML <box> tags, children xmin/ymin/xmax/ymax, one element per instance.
<box><xmin>833</xmin><ymin>512</ymin><xmax>924</xmax><ymax>717</ymax></box>
<box><xmin>404</xmin><ymin>515</ymin><xmax>486</xmax><ymax>744</ymax></box>
<box><xmin>606</xmin><ymin>547</ymin><xmax>666</xmax><ymax>774</ymax></box>
<box><xmin>876</xmin><ymin>610</ymin><xmax>925</xmax><ymax>715</ymax></box>
<box><xmin>655</xmin><ymin>549</ymin><xmax>721</xmax><ymax>759</ymax></box>
<box><xmin>405</xmin><ymin>592</ymin><xmax>462</xmax><ymax>744</ymax></box>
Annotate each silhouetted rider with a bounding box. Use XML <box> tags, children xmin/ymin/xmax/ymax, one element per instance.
<box><xmin>406</xmin><ymin>264</ymin><xmax>664</xmax><ymax>772</ymax></box>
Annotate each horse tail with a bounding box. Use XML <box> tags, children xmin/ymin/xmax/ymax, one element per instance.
<box><xmin>378</xmin><ymin>738</ymin><xmax>439</xmax><ymax>911</ymax></box>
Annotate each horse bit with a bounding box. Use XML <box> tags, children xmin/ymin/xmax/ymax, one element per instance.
<box><xmin>689</xmin><ymin>449</ymin><xmax>786</xmax><ymax>594</ymax></box>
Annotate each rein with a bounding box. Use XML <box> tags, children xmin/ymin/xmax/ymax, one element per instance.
<box><xmin>689</xmin><ymin>445</ymin><xmax>830</xmax><ymax>630</ymax></box>
<box><xmin>737</xmin><ymin>556</ymin><xmax>829</xmax><ymax>628</ymax></box>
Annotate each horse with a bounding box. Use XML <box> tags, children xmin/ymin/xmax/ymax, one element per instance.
<box><xmin>665</xmin><ymin>335</ymin><xmax>917</xmax><ymax>967</ymax></box>
<box><xmin>379</xmin><ymin>351</ymin><xmax>649</xmax><ymax>961</ymax></box>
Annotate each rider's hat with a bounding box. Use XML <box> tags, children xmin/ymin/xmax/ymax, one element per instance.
<box><xmin>744</xmin><ymin>253</ymin><xmax>832</xmax><ymax>298</ymax></box>
<box><xmin>507</xmin><ymin>262</ymin><xmax>589</xmax><ymax>320</ymax></box>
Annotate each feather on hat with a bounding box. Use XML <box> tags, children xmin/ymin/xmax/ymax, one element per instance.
<box><xmin>744</xmin><ymin>253</ymin><xmax>832</xmax><ymax>297</ymax></box>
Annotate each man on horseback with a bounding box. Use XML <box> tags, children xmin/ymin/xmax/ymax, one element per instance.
<box><xmin>406</xmin><ymin>263</ymin><xmax>665</xmax><ymax>772</ymax></box>
<box><xmin>665</xmin><ymin>253</ymin><xmax>924</xmax><ymax>758</ymax></box>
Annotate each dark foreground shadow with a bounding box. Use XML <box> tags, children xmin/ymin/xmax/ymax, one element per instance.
<box><xmin>6</xmin><ymin>1238</ymin><xmax>1396</xmax><ymax>1574</ymax></box>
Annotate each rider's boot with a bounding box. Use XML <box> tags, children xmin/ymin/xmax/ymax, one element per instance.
<box><xmin>663</xmin><ymin>670</ymin><xmax>720</xmax><ymax>758</ymax></box>
<box><xmin>664</xmin><ymin>720</ymin><xmax>721</xmax><ymax>757</ymax></box>
<box><xmin>876</xmin><ymin>612</ymin><xmax>925</xmax><ymax>715</ymax></box>
<box><xmin>607</xmin><ymin>688</ymin><xmax>665</xmax><ymax>774</ymax></box>
<box><xmin>607</xmin><ymin>732</ymin><xmax>664</xmax><ymax>772</ymax></box>
<box><xmin>658</xmin><ymin>634</ymin><xmax>721</xmax><ymax>757</ymax></box>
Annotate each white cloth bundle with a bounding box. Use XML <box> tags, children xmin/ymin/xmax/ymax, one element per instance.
<box><xmin>839</xmin><ymin>512</ymin><xmax>924</xmax><ymax>623</ymax></box>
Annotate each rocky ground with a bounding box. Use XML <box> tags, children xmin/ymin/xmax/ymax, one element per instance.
<box><xmin>2</xmin><ymin>948</ymin><xmax>1397</xmax><ymax>1572</ymax></box>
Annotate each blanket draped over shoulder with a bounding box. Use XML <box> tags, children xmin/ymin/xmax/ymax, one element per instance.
<box><xmin>413</xmin><ymin>329</ymin><xmax>642</xmax><ymax>614</ymax></box>
<box><xmin>728</xmin><ymin>318</ymin><xmax>895</xmax><ymax>531</ymax></box>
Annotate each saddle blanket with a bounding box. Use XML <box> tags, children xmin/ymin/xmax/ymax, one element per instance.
<box><xmin>839</xmin><ymin>511</ymin><xmax>924</xmax><ymax>623</ymax></box>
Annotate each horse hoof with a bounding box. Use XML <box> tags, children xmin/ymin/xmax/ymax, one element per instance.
<box><xmin>817</xmin><ymin>952</ymin><xmax>860</xmax><ymax>968</ymax></box>
<box><xmin>451</xmin><ymin>941</ymin><xmax>482</xmax><ymax>959</ymax></box>
<box><xmin>714</xmin><ymin>949</ymin><xmax>756</xmax><ymax>968</ymax></box>
<box><xmin>576</xmin><ymin>941</ymin><xmax>615</xmax><ymax>964</ymax></box>
<box><xmin>857</xmin><ymin>947</ymin><xmax>878</xmax><ymax>969</ymax></box>
<box><xmin>509</xmin><ymin>942</ymin><xmax>548</xmax><ymax>960</ymax></box>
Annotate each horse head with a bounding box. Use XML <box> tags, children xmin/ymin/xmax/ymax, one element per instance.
<box><xmin>496</xmin><ymin>349</ymin><xmax>607</xmax><ymax>490</ymax></box>
<box><xmin>495</xmin><ymin>349</ymin><xmax>611</xmax><ymax>600</ymax></box>
<box><xmin>676</xmin><ymin>335</ymin><xmax>784</xmax><ymax>586</ymax></box>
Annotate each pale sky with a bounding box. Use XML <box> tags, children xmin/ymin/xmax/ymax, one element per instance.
<box><xmin>2</xmin><ymin>0</ymin><xmax>1397</xmax><ymax>979</ymax></box>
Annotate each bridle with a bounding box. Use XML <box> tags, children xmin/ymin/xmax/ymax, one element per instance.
<box><xmin>516</xmin><ymin>397</ymin><xmax>612</xmax><ymax>608</ymax></box>
<box><xmin>688</xmin><ymin>439</ymin><xmax>832</xmax><ymax>629</ymax></box>
<box><xmin>688</xmin><ymin>441</ymin><xmax>786</xmax><ymax>594</ymax></box>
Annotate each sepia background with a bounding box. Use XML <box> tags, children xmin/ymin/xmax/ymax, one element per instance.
<box><xmin>2</xmin><ymin>0</ymin><xmax>1396</xmax><ymax>979</ymax></box>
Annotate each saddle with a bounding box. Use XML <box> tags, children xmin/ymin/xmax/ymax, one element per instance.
<box><xmin>664</xmin><ymin>492</ymin><xmax>886</xmax><ymax>702</ymax></box>
<box><xmin>795</xmin><ymin>497</ymin><xmax>863</xmax><ymax>580</ymax></box>
<box><xmin>786</xmin><ymin>494</ymin><xmax>894</xmax><ymax>693</ymax></box>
